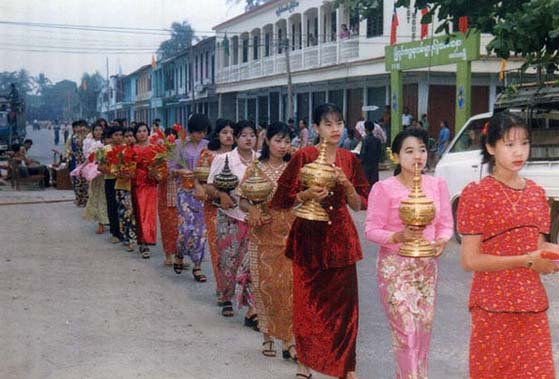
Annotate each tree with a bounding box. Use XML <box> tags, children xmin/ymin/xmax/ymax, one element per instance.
<box><xmin>337</xmin><ymin>0</ymin><xmax>559</xmax><ymax>74</ymax></box>
<box><xmin>34</xmin><ymin>73</ymin><xmax>52</xmax><ymax>96</ymax></box>
<box><xmin>157</xmin><ymin>21</ymin><xmax>196</xmax><ymax>59</ymax></box>
<box><xmin>0</xmin><ymin>69</ymin><xmax>34</xmax><ymax>96</ymax></box>
<box><xmin>78</xmin><ymin>72</ymin><xmax>104</xmax><ymax>119</ymax></box>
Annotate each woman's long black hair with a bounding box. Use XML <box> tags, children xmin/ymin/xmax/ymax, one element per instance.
<box><xmin>259</xmin><ymin>121</ymin><xmax>292</xmax><ymax>162</ymax></box>
<box><xmin>391</xmin><ymin>128</ymin><xmax>429</xmax><ymax>175</ymax></box>
<box><xmin>481</xmin><ymin>112</ymin><xmax>530</xmax><ymax>172</ymax></box>
<box><xmin>207</xmin><ymin>118</ymin><xmax>234</xmax><ymax>151</ymax></box>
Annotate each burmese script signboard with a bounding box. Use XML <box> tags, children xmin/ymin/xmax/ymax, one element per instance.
<box><xmin>385</xmin><ymin>31</ymin><xmax>480</xmax><ymax>71</ymax></box>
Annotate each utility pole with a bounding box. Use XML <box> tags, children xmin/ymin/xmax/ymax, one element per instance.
<box><xmin>283</xmin><ymin>38</ymin><xmax>294</xmax><ymax>121</ymax></box>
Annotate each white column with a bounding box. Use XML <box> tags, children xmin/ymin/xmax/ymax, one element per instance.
<box><xmin>235</xmin><ymin>95</ymin><xmax>239</xmax><ymax>121</ymax></box>
<box><xmin>417</xmin><ymin>75</ymin><xmax>429</xmax><ymax>117</ymax></box>
<box><xmin>302</xmin><ymin>14</ymin><xmax>307</xmax><ymax>69</ymax></box>
<box><xmin>342</xmin><ymin>88</ymin><xmax>347</xmax><ymax>120</ymax></box>
<box><xmin>317</xmin><ymin>8</ymin><xmax>323</xmax><ymax>66</ymax></box>
<box><xmin>363</xmin><ymin>86</ymin><xmax>368</xmax><ymax>119</ymax></box>
<box><xmin>489</xmin><ymin>74</ymin><xmax>497</xmax><ymax>112</ymax></box>
<box><xmin>273</xmin><ymin>23</ymin><xmax>278</xmax><ymax>74</ymax></box>
<box><xmin>308</xmin><ymin>91</ymin><xmax>312</xmax><ymax>123</ymax></box>
<box><xmin>279</xmin><ymin>91</ymin><xmax>283</xmax><ymax>121</ymax></box>
<box><xmin>267</xmin><ymin>92</ymin><xmax>271</xmax><ymax>123</ymax></box>
<box><xmin>336</xmin><ymin>5</ymin><xmax>342</xmax><ymax>63</ymax></box>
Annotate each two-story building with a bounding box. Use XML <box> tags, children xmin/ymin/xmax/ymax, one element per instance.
<box><xmin>213</xmin><ymin>0</ymin><xmax>524</xmax><ymax>137</ymax></box>
<box><xmin>189</xmin><ymin>37</ymin><xmax>218</xmax><ymax>124</ymax></box>
<box><xmin>134</xmin><ymin>64</ymin><xmax>153</xmax><ymax>123</ymax></box>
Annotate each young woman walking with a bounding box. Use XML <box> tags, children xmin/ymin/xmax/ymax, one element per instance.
<box><xmin>271</xmin><ymin>104</ymin><xmax>369</xmax><ymax>379</ymax></box>
<box><xmin>240</xmin><ymin>122</ymin><xmax>297</xmax><ymax>359</ymax></box>
<box><xmin>169</xmin><ymin>114</ymin><xmax>211</xmax><ymax>282</ymax></box>
<box><xmin>198</xmin><ymin>119</ymin><xmax>235</xmax><ymax>301</ymax></box>
<box><xmin>457</xmin><ymin>113</ymin><xmax>559</xmax><ymax>379</ymax></box>
<box><xmin>365</xmin><ymin>127</ymin><xmax>453</xmax><ymax>379</ymax></box>
<box><xmin>133</xmin><ymin>123</ymin><xmax>159</xmax><ymax>259</ymax></box>
<box><xmin>207</xmin><ymin>120</ymin><xmax>257</xmax><ymax>319</ymax></box>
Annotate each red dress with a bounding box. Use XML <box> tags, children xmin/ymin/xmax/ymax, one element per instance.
<box><xmin>457</xmin><ymin>176</ymin><xmax>554</xmax><ymax>379</ymax></box>
<box><xmin>271</xmin><ymin>146</ymin><xmax>369</xmax><ymax>378</ymax></box>
<box><xmin>133</xmin><ymin>144</ymin><xmax>158</xmax><ymax>245</ymax></box>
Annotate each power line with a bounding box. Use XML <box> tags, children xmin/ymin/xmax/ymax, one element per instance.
<box><xmin>0</xmin><ymin>41</ymin><xmax>158</xmax><ymax>52</ymax></box>
<box><xmin>0</xmin><ymin>20</ymin><xmax>171</xmax><ymax>35</ymax></box>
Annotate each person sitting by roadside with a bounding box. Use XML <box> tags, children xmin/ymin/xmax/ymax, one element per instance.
<box><xmin>11</xmin><ymin>141</ymin><xmax>51</xmax><ymax>187</ymax></box>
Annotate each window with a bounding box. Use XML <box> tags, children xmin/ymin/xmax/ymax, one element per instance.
<box><xmin>242</xmin><ymin>38</ymin><xmax>249</xmax><ymax>63</ymax></box>
<box><xmin>278</xmin><ymin>29</ymin><xmax>283</xmax><ymax>54</ymax></box>
<box><xmin>450</xmin><ymin>118</ymin><xmax>488</xmax><ymax>153</ymax></box>
<box><xmin>253</xmin><ymin>35</ymin><xmax>259</xmax><ymax>60</ymax></box>
<box><xmin>179</xmin><ymin>66</ymin><xmax>183</xmax><ymax>88</ymax></box>
<box><xmin>265</xmin><ymin>33</ymin><xmax>270</xmax><ymax>57</ymax></box>
<box><xmin>367</xmin><ymin>1</ymin><xmax>384</xmax><ymax>38</ymax></box>
<box><xmin>205</xmin><ymin>52</ymin><xmax>209</xmax><ymax>78</ymax></box>
<box><xmin>291</xmin><ymin>24</ymin><xmax>296</xmax><ymax>50</ymax></box>
<box><xmin>195</xmin><ymin>56</ymin><xmax>198</xmax><ymax>82</ymax></box>
<box><xmin>331</xmin><ymin>11</ymin><xmax>337</xmax><ymax>41</ymax></box>
<box><xmin>211</xmin><ymin>55</ymin><xmax>215</xmax><ymax>83</ymax></box>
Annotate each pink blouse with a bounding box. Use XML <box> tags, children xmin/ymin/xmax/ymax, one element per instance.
<box><xmin>365</xmin><ymin>175</ymin><xmax>454</xmax><ymax>253</ymax></box>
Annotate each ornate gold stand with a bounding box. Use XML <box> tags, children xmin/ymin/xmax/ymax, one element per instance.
<box><xmin>295</xmin><ymin>139</ymin><xmax>337</xmax><ymax>222</ymax></box>
<box><xmin>240</xmin><ymin>160</ymin><xmax>273</xmax><ymax>224</ymax></box>
<box><xmin>398</xmin><ymin>162</ymin><xmax>437</xmax><ymax>258</ymax></box>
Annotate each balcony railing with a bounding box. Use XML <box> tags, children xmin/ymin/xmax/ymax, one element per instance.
<box><xmin>217</xmin><ymin>37</ymin><xmax>362</xmax><ymax>85</ymax></box>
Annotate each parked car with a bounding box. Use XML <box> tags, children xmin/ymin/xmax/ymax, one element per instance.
<box><xmin>435</xmin><ymin>84</ymin><xmax>559</xmax><ymax>243</ymax></box>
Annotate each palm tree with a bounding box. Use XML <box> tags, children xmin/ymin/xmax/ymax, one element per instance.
<box><xmin>34</xmin><ymin>73</ymin><xmax>52</xmax><ymax>95</ymax></box>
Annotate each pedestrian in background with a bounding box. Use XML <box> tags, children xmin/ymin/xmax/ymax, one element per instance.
<box><xmin>457</xmin><ymin>113</ymin><xmax>559</xmax><ymax>379</ymax></box>
<box><xmin>53</xmin><ymin>120</ymin><xmax>60</xmax><ymax>146</ymax></box>
<box><xmin>359</xmin><ymin>121</ymin><xmax>382</xmax><ymax>185</ymax></box>
<box><xmin>437</xmin><ymin>120</ymin><xmax>451</xmax><ymax>158</ymax></box>
<box><xmin>365</xmin><ymin>127</ymin><xmax>453</xmax><ymax>379</ymax></box>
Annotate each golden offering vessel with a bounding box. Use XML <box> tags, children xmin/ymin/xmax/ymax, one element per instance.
<box><xmin>295</xmin><ymin>139</ymin><xmax>338</xmax><ymax>222</ymax></box>
<box><xmin>213</xmin><ymin>155</ymin><xmax>239</xmax><ymax>208</ymax></box>
<box><xmin>240</xmin><ymin>160</ymin><xmax>274</xmax><ymax>224</ymax></box>
<box><xmin>193</xmin><ymin>153</ymin><xmax>211</xmax><ymax>183</ymax></box>
<box><xmin>399</xmin><ymin>162</ymin><xmax>437</xmax><ymax>258</ymax></box>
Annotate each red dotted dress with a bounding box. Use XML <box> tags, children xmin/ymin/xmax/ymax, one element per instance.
<box><xmin>457</xmin><ymin>176</ymin><xmax>555</xmax><ymax>379</ymax></box>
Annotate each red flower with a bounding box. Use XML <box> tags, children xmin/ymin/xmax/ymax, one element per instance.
<box><xmin>149</xmin><ymin>134</ymin><xmax>159</xmax><ymax>144</ymax></box>
<box><xmin>167</xmin><ymin>134</ymin><xmax>176</xmax><ymax>143</ymax></box>
<box><xmin>88</xmin><ymin>152</ymin><xmax>95</xmax><ymax>163</ymax></box>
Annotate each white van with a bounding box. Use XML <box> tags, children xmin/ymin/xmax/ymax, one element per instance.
<box><xmin>435</xmin><ymin>109</ymin><xmax>559</xmax><ymax>243</ymax></box>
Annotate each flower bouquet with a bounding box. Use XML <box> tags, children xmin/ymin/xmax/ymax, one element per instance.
<box><xmin>146</xmin><ymin>129</ymin><xmax>177</xmax><ymax>181</ymax></box>
<box><xmin>106</xmin><ymin>145</ymin><xmax>137</xmax><ymax>180</ymax></box>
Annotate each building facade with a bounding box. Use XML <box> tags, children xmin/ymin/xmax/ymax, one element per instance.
<box><xmin>213</xmin><ymin>0</ymin><xmax>523</xmax><ymax>137</ymax></box>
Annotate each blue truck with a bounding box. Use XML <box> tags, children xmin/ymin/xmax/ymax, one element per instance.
<box><xmin>0</xmin><ymin>94</ymin><xmax>26</xmax><ymax>155</ymax></box>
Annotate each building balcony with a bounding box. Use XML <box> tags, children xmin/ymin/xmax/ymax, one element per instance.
<box><xmin>217</xmin><ymin>37</ymin><xmax>363</xmax><ymax>85</ymax></box>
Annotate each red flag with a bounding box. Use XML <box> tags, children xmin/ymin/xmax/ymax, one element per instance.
<box><xmin>459</xmin><ymin>16</ymin><xmax>468</xmax><ymax>33</ymax></box>
<box><xmin>420</xmin><ymin>7</ymin><xmax>429</xmax><ymax>39</ymax></box>
<box><xmin>390</xmin><ymin>5</ymin><xmax>399</xmax><ymax>45</ymax></box>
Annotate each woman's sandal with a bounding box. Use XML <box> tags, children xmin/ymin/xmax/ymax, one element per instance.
<box><xmin>173</xmin><ymin>257</ymin><xmax>184</xmax><ymax>274</ymax></box>
<box><xmin>95</xmin><ymin>225</ymin><xmax>105</xmax><ymax>234</ymax></box>
<box><xmin>244</xmin><ymin>314</ymin><xmax>258</xmax><ymax>328</ymax></box>
<box><xmin>262</xmin><ymin>340</ymin><xmax>276</xmax><ymax>357</ymax></box>
<box><xmin>282</xmin><ymin>344</ymin><xmax>298</xmax><ymax>362</ymax></box>
<box><xmin>127</xmin><ymin>244</ymin><xmax>135</xmax><ymax>252</ymax></box>
<box><xmin>221</xmin><ymin>301</ymin><xmax>234</xmax><ymax>317</ymax></box>
<box><xmin>192</xmin><ymin>268</ymin><xmax>207</xmax><ymax>282</ymax></box>
<box><xmin>141</xmin><ymin>251</ymin><xmax>150</xmax><ymax>259</ymax></box>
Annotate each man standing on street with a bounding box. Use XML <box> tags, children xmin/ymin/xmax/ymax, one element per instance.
<box><xmin>359</xmin><ymin>121</ymin><xmax>382</xmax><ymax>185</ymax></box>
<box><xmin>53</xmin><ymin>120</ymin><xmax>60</xmax><ymax>146</ymax></box>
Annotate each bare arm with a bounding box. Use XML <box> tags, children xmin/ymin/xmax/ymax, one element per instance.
<box><xmin>460</xmin><ymin>234</ymin><xmax>556</xmax><ymax>274</ymax></box>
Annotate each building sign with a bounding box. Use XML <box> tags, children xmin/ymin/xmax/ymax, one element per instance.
<box><xmin>362</xmin><ymin>105</ymin><xmax>379</xmax><ymax>112</ymax></box>
<box><xmin>151</xmin><ymin>98</ymin><xmax>163</xmax><ymax>108</ymax></box>
<box><xmin>385</xmin><ymin>31</ymin><xmax>480</xmax><ymax>71</ymax></box>
<box><xmin>276</xmin><ymin>1</ymin><xmax>299</xmax><ymax>17</ymax></box>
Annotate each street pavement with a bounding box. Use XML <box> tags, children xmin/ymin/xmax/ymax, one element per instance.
<box><xmin>2</xmin><ymin>126</ymin><xmax>559</xmax><ymax>379</ymax></box>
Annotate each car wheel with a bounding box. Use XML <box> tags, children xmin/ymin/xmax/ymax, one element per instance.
<box><xmin>452</xmin><ymin>197</ymin><xmax>462</xmax><ymax>244</ymax></box>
